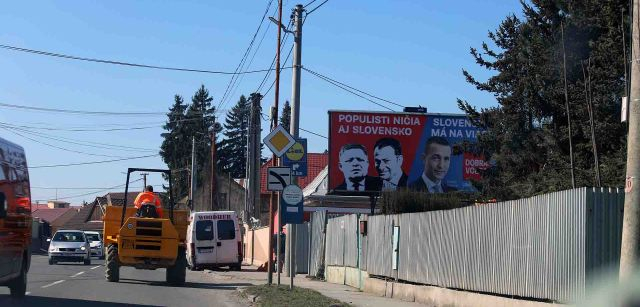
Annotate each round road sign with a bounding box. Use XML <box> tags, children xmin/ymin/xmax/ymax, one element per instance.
<box><xmin>285</xmin><ymin>142</ymin><xmax>305</xmax><ymax>161</ymax></box>
<box><xmin>282</xmin><ymin>185</ymin><xmax>303</xmax><ymax>205</ymax></box>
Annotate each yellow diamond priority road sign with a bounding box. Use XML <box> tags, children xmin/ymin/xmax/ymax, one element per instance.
<box><xmin>263</xmin><ymin>125</ymin><xmax>296</xmax><ymax>157</ymax></box>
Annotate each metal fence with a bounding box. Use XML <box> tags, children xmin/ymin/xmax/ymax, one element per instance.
<box><xmin>320</xmin><ymin>188</ymin><xmax>624</xmax><ymax>303</ymax></box>
<box><xmin>308</xmin><ymin>210</ymin><xmax>327</xmax><ymax>277</ymax></box>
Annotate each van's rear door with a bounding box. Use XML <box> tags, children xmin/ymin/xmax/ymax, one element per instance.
<box><xmin>194</xmin><ymin>219</ymin><xmax>216</xmax><ymax>264</ymax></box>
<box><xmin>215</xmin><ymin>219</ymin><xmax>237</xmax><ymax>264</ymax></box>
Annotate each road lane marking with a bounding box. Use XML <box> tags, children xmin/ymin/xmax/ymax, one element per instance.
<box><xmin>90</xmin><ymin>265</ymin><xmax>101</xmax><ymax>270</ymax></box>
<box><xmin>42</xmin><ymin>280</ymin><xmax>65</xmax><ymax>288</ymax></box>
<box><xmin>71</xmin><ymin>271</ymin><xmax>85</xmax><ymax>278</ymax></box>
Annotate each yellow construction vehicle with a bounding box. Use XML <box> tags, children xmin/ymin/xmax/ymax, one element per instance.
<box><xmin>102</xmin><ymin>168</ymin><xmax>189</xmax><ymax>285</ymax></box>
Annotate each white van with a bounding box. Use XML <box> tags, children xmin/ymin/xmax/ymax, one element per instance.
<box><xmin>186</xmin><ymin>211</ymin><xmax>242</xmax><ymax>271</ymax></box>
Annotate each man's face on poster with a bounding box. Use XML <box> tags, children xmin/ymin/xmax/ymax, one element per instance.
<box><xmin>374</xmin><ymin>146</ymin><xmax>403</xmax><ymax>181</ymax></box>
<box><xmin>338</xmin><ymin>148</ymin><xmax>369</xmax><ymax>181</ymax></box>
<box><xmin>423</xmin><ymin>143</ymin><xmax>451</xmax><ymax>182</ymax></box>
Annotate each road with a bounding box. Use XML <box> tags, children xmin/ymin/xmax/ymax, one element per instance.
<box><xmin>0</xmin><ymin>254</ymin><xmax>251</xmax><ymax>307</ymax></box>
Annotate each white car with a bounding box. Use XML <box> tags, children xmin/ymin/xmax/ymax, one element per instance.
<box><xmin>48</xmin><ymin>230</ymin><xmax>91</xmax><ymax>265</ymax></box>
<box><xmin>84</xmin><ymin>231</ymin><xmax>104</xmax><ymax>259</ymax></box>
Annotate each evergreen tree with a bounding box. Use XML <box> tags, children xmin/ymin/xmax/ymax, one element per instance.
<box><xmin>160</xmin><ymin>95</ymin><xmax>190</xmax><ymax>198</ymax></box>
<box><xmin>160</xmin><ymin>86</ymin><xmax>222</xmax><ymax>199</ymax></box>
<box><xmin>280</xmin><ymin>100</ymin><xmax>291</xmax><ymax>131</ymax></box>
<box><xmin>459</xmin><ymin>0</ymin><xmax>628</xmax><ymax>200</ymax></box>
<box><xmin>219</xmin><ymin>95</ymin><xmax>250</xmax><ymax>178</ymax></box>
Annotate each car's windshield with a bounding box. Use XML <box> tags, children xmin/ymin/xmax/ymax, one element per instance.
<box><xmin>85</xmin><ymin>233</ymin><xmax>100</xmax><ymax>242</ymax></box>
<box><xmin>53</xmin><ymin>232</ymin><xmax>85</xmax><ymax>242</ymax></box>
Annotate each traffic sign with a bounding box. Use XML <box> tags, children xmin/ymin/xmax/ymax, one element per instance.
<box><xmin>263</xmin><ymin>125</ymin><xmax>296</xmax><ymax>157</ymax></box>
<box><xmin>282</xmin><ymin>138</ymin><xmax>307</xmax><ymax>176</ymax></box>
<box><xmin>267</xmin><ymin>167</ymin><xmax>291</xmax><ymax>191</ymax></box>
<box><xmin>281</xmin><ymin>184</ymin><xmax>303</xmax><ymax>224</ymax></box>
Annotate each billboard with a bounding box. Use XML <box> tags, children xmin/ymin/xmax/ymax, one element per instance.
<box><xmin>328</xmin><ymin>110</ymin><xmax>486</xmax><ymax>194</ymax></box>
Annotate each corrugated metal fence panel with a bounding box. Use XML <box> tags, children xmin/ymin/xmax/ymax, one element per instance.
<box><xmin>308</xmin><ymin>211</ymin><xmax>326</xmax><ymax>277</ymax></box>
<box><xmin>326</xmin><ymin>215</ymin><xmax>350</xmax><ymax>266</ymax></box>
<box><xmin>355</xmin><ymin>188</ymin><xmax>624</xmax><ymax>303</ymax></box>
<box><xmin>295</xmin><ymin>222</ymin><xmax>309</xmax><ymax>274</ymax></box>
<box><xmin>343</xmin><ymin>214</ymin><xmax>359</xmax><ymax>268</ymax></box>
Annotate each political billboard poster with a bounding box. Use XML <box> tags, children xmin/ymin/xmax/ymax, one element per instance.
<box><xmin>328</xmin><ymin>110</ymin><xmax>487</xmax><ymax>194</ymax></box>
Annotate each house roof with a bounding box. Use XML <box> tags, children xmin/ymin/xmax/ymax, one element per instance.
<box><xmin>32</xmin><ymin>207</ymin><xmax>76</xmax><ymax>224</ymax></box>
<box><xmin>60</xmin><ymin>204</ymin><xmax>102</xmax><ymax>231</ymax></box>
<box><xmin>260</xmin><ymin>153</ymin><xmax>328</xmax><ymax>194</ymax></box>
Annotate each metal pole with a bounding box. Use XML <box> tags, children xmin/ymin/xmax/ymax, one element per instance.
<box><xmin>227</xmin><ymin>173</ymin><xmax>232</xmax><ymax>210</ymax></box>
<box><xmin>273</xmin><ymin>0</ymin><xmax>284</xmax><ymax>286</ymax></box>
<box><xmin>621</xmin><ymin>0</ymin><xmax>640</xmax><ymax>281</ymax></box>
<box><xmin>190</xmin><ymin>136</ymin><xmax>197</xmax><ymax>210</ymax></box>
<box><xmin>287</xmin><ymin>3</ymin><xmax>304</xmax><ymax>289</ymax></box>
<box><xmin>561</xmin><ymin>22</ymin><xmax>576</xmax><ymax>189</ymax></box>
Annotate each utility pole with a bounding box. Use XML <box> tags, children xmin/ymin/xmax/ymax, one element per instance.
<box><xmin>227</xmin><ymin>173</ymin><xmax>232</xmax><ymax>210</ymax></box>
<box><xmin>621</xmin><ymin>0</ymin><xmax>640</xmax><ymax>281</ymax></box>
<box><xmin>273</xmin><ymin>0</ymin><xmax>284</xmax><ymax>286</ymax></box>
<box><xmin>210</xmin><ymin>127</ymin><xmax>218</xmax><ymax>211</ymax></box>
<box><xmin>190</xmin><ymin>136</ymin><xmax>197</xmax><ymax>211</ymax></box>
<box><xmin>140</xmin><ymin>173</ymin><xmax>149</xmax><ymax>190</ymax></box>
<box><xmin>286</xmin><ymin>3</ymin><xmax>304</xmax><ymax>289</ymax></box>
<box><xmin>561</xmin><ymin>22</ymin><xmax>576</xmax><ymax>189</ymax></box>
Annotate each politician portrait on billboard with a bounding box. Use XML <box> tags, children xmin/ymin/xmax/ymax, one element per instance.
<box><xmin>328</xmin><ymin>110</ymin><xmax>487</xmax><ymax>195</ymax></box>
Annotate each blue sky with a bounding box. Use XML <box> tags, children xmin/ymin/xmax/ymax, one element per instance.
<box><xmin>0</xmin><ymin>0</ymin><xmax>523</xmax><ymax>204</ymax></box>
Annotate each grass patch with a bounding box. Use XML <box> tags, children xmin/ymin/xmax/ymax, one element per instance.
<box><xmin>243</xmin><ymin>284</ymin><xmax>350</xmax><ymax>307</ymax></box>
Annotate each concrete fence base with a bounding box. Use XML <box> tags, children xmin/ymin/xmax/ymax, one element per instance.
<box><xmin>361</xmin><ymin>277</ymin><xmax>563</xmax><ymax>307</ymax></box>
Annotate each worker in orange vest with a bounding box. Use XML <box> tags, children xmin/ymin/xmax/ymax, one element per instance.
<box><xmin>134</xmin><ymin>185</ymin><xmax>163</xmax><ymax>218</ymax></box>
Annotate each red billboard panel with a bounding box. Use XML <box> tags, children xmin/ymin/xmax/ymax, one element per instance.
<box><xmin>328</xmin><ymin>110</ymin><xmax>484</xmax><ymax>194</ymax></box>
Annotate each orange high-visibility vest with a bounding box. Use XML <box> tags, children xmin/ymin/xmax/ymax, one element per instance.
<box><xmin>133</xmin><ymin>191</ymin><xmax>163</xmax><ymax>218</ymax></box>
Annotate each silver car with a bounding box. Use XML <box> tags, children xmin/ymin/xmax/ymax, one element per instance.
<box><xmin>48</xmin><ymin>230</ymin><xmax>91</xmax><ymax>265</ymax></box>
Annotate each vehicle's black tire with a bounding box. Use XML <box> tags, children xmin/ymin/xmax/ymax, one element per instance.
<box><xmin>48</xmin><ymin>258</ymin><xmax>55</xmax><ymax>265</ymax></box>
<box><xmin>166</xmin><ymin>247</ymin><xmax>186</xmax><ymax>286</ymax></box>
<box><xmin>230</xmin><ymin>263</ymin><xmax>242</xmax><ymax>271</ymax></box>
<box><xmin>9</xmin><ymin>257</ymin><xmax>27</xmax><ymax>298</ymax></box>
<box><xmin>105</xmin><ymin>244</ymin><xmax>120</xmax><ymax>282</ymax></box>
<box><xmin>84</xmin><ymin>257</ymin><xmax>91</xmax><ymax>265</ymax></box>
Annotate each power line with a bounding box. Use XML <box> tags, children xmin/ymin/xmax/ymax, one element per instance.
<box><xmin>303</xmin><ymin>0</ymin><xmax>319</xmax><ymax>8</ymax></box>
<box><xmin>0</xmin><ymin>102</ymin><xmax>165</xmax><ymax>116</ymax></box>
<box><xmin>42</xmin><ymin>178</ymin><xmax>144</xmax><ymax>201</ymax></box>
<box><xmin>0</xmin><ymin>124</ymin><xmax>156</xmax><ymax>152</ymax></box>
<box><xmin>29</xmin><ymin>154</ymin><xmax>158</xmax><ymax>169</ymax></box>
<box><xmin>303</xmin><ymin>67</ymin><xmax>405</xmax><ymax>108</ymax></box>
<box><xmin>0</xmin><ymin>44</ymin><xmax>280</xmax><ymax>75</ymax></box>
<box><xmin>32</xmin><ymin>183</ymin><xmax>164</xmax><ymax>190</ymax></box>
<box><xmin>303</xmin><ymin>67</ymin><xmax>401</xmax><ymax>111</ymax></box>
<box><xmin>260</xmin><ymin>111</ymin><xmax>327</xmax><ymax>138</ymax></box>
<box><xmin>306</xmin><ymin>0</ymin><xmax>329</xmax><ymax>15</ymax></box>
<box><xmin>218</xmin><ymin>0</ymin><xmax>276</xmax><ymax>113</ymax></box>
<box><xmin>256</xmin><ymin>19</ymin><xmax>294</xmax><ymax>94</ymax></box>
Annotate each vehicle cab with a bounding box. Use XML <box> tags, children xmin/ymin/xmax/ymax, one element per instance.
<box><xmin>186</xmin><ymin>211</ymin><xmax>242</xmax><ymax>271</ymax></box>
<box><xmin>0</xmin><ymin>137</ymin><xmax>32</xmax><ymax>297</ymax></box>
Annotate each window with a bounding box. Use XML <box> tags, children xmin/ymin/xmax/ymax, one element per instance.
<box><xmin>85</xmin><ymin>233</ymin><xmax>100</xmax><ymax>242</ymax></box>
<box><xmin>53</xmin><ymin>232</ymin><xmax>86</xmax><ymax>242</ymax></box>
<box><xmin>217</xmin><ymin>220</ymin><xmax>235</xmax><ymax>240</ymax></box>
<box><xmin>195</xmin><ymin>220</ymin><xmax>214</xmax><ymax>241</ymax></box>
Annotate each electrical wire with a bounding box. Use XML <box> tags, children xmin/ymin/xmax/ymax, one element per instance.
<box><xmin>43</xmin><ymin>178</ymin><xmax>143</xmax><ymax>200</ymax></box>
<box><xmin>303</xmin><ymin>67</ymin><xmax>405</xmax><ymax>108</ymax></box>
<box><xmin>303</xmin><ymin>68</ymin><xmax>398</xmax><ymax>111</ymax></box>
<box><xmin>29</xmin><ymin>154</ymin><xmax>158</xmax><ymax>169</ymax></box>
<box><xmin>218</xmin><ymin>0</ymin><xmax>276</xmax><ymax>113</ymax></box>
<box><xmin>260</xmin><ymin>111</ymin><xmax>327</xmax><ymax>138</ymax></box>
<box><xmin>303</xmin><ymin>0</ymin><xmax>318</xmax><ymax>8</ymax></box>
<box><xmin>0</xmin><ymin>44</ymin><xmax>279</xmax><ymax>75</ymax></box>
<box><xmin>32</xmin><ymin>183</ymin><xmax>163</xmax><ymax>190</ymax></box>
<box><xmin>306</xmin><ymin>0</ymin><xmax>329</xmax><ymax>15</ymax></box>
<box><xmin>0</xmin><ymin>102</ymin><xmax>165</xmax><ymax>116</ymax></box>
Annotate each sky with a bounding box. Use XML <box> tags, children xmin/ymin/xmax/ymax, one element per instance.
<box><xmin>0</xmin><ymin>0</ymin><xmax>524</xmax><ymax>204</ymax></box>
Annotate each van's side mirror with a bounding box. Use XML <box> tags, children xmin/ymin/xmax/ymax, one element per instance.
<box><xmin>0</xmin><ymin>192</ymin><xmax>6</xmax><ymax>219</ymax></box>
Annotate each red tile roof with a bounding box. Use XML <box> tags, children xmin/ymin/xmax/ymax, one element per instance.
<box><xmin>32</xmin><ymin>208</ymin><xmax>75</xmax><ymax>223</ymax></box>
<box><xmin>260</xmin><ymin>153</ymin><xmax>328</xmax><ymax>194</ymax></box>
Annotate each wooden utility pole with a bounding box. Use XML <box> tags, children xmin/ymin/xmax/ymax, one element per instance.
<box><xmin>620</xmin><ymin>0</ymin><xmax>640</xmax><ymax>281</ymax></box>
<box><xmin>210</xmin><ymin>128</ymin><xmax>218</xmax><ymax>211</ymax></box>
<box><xmin>268</xmin><ymin>0</ymin><xmax>284</xmax><ymax>286</ymax></box>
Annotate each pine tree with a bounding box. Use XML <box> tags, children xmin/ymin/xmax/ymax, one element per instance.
<box><xmin>219</xmin><ymin>95</ymin><xmax>250</xmax><ymax>178</ymax></box>
<box><xmin>160</xmin><ymin>95</ymin><xmax>190</xmax><ymax>198</ymax></box>
<box><xmin>280</xmin><ymin>100</ymin><xmax>291</xmax><ymax>131</ymax></box>
<box><xmin>458</xmin><ymin>0</ymin><xmax>628</xmax><ymax>200</ymax></box>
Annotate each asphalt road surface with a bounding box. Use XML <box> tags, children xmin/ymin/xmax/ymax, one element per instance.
<box><xmin>0</xmin><ymin>254</ymin><xmax>250</xmax><ymax>307</ymax></box>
